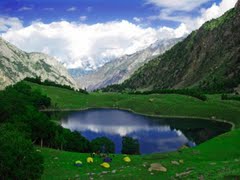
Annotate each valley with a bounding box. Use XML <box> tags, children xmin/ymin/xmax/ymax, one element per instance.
<box><xmin>72</xmin><ymin>38</ymin><xmax>183</xmax><ymax>90</ymax></box>
<box><xmin>1</xmin><ymin>0</ymin><xmax>240</xmax><ymax>179</ymax></box>
<box><xmin>28</xmin><ymin>82</ymin><xmax>240</xmax><ymax>179</ymax></box>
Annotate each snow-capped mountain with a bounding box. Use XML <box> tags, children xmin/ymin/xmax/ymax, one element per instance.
<box><xmin>71</xmin><ymin>37</ymin><xmax>184</xmax><ymax>90</ymax></box>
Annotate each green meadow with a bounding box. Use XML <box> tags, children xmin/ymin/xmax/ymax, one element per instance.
<box><xmin>40</xmin><ymin>129</ymin><xmax>240</xmax><ymax>179</ymax></box>
<box><xmin>25</xmin><ymin>82</ymin><xmax>240</xmax><ymax>179</ymax></box>
<box><xmin>28</xmin><ymin>82</ymin><xmax>240</xmax><ymax>128</ymax></box>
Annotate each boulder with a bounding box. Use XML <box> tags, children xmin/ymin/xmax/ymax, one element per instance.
<box><xmin>171</xmin><ymin>161</ymin><xmax>180</xmax><ymax>165</ymax></box>
<box><xmin>148</xmin><ymin>163</ymin><xmax>167</xmax><ymax>172</ymax></box>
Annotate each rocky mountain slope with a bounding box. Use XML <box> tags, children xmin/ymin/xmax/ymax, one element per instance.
<box><xmin>72</xmin><ymin>38</ymin><xmax>182</xmax><ymax>90</ymax></box>
<box><xmin>0</xmin><ymin>37</ymin><xmax>78</xmax><ymax>90</ymax></box>
<box><xmin>116</xmin><ymin>2</ymin><xmax>240</xmax><ymax>92</ymax></box>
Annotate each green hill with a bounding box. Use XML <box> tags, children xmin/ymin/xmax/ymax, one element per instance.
<box><xmin>115</xmin><ymin>4</ymin><xmax>240</xmax><ymax>92</ymax></box>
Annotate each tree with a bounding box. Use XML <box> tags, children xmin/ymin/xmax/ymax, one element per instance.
<box><xmin>90</xmin><ymin>137</ymin><xmax>115</xmax><ymax>153</ymax></box>
<box><xmin>64</xmin><ymin>130</ymin><xmax>90</xmax><ymax>152</ymax></box>
<box><xmin>0</xmin><ymin>124</ymin><xmax>44</xmax><ymax>179</ymax></box>
<box><xmin>121</xmin><ymin>136</ymin><xmax>140</xmax><ymax>155</ymax></box>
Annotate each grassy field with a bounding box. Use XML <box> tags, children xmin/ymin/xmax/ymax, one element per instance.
<box><xmin>28</xmin><ymin>82</ymin><xmax>240</xmax><ymax>128</ymax></box>
<box><xmin>40</xmin><ymin>129</ymin><xmax>240</xmax><ymax>179</ymax></box>
<box><xmin>27</xmin><ymin>82</ymin><xmax>240</xmax><ymax>179</ymax></box>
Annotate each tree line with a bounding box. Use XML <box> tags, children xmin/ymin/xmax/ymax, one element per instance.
<box><xmin>101</xmin><ymin>85</ymin><xmax>207</xmax><ymax>101</ymax></box>
<box><xmin>24</xmin><ymin>77</ymin><xmax>88</xmax><ymax>94</ymax></box>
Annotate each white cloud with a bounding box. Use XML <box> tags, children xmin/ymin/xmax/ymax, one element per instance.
<box><xmin>133</xmin><ymin>17</ymin><xmax>141</xmax><ymax>23</ymax></box>
<box><xmin>18</xmin><ymin>6</ymin><xmax>32</xmax><ymax>11</ymax></box>
<box><xmin>146</xmin><ymin>0</ymin><xmax>211</xmax><ymax>12</ymax></box>
<box><xmin>196</xmin><ymin>0</ymin><xmax>237</xmax><ymax>27</ymax></box>
<box><xmin>2</xmin><ymin>0</ymin><xmax>235</xmax><ymax>70</ymax></box>
<box><xmin>67</xmin><ymin>7</ymin><xmax>77</xmax><ymax>12</ymax></box>
<box><xmin>79</xmin><ymin>16</ymin><xmax>87</xmax><ymax>22</ymax></box>
<box><xmin>0</xmin><ymin>17</ymin><xmax>23</xmax><ymax>32</ymax></box>
<box><xmin>149</xmin><ymin>0</ymin><xmax>237</xmax><ymax>32</ymax></box>
<box><xmin>1</xmin><ymin>20</ymin><xmax>184</xmax><ymax>69</ymax></box>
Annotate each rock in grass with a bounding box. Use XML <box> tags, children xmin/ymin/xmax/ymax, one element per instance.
<box><xmin>112</xmin><ymin>170</ymin><xmax>116</xmax><ymax>174</ymax></box>
<box><xmin>186</xmin><ymin>167</ymin><xmax>194</xmax><ymax>171</ymax></box>
<box><xmin>149</xmin><ymin>98</ymin><xmax>154</xmax><ymax>102</ymax></box>
<box><xmin>143</xmin><ymin>162</ymin><xmax>148</xmax><ymax>167</ymax></box>
<box><xmin>178</xmin><ymin>145</ymin><xmax>188</xmax><ymax>152</ymax></box>
<box><xmin>148</xmin><ymin>163</ymin><xmax>167</xmax><ymax>172</ymax></box>
<box><xmin>176</xmin><ymin>171</ymin><xmax>192</xmax><ymax>178</ymax></box>
<box><xmin>209</xmin><ymin>162</ymin><xmax>216</xmax><ymax>165</ymax></box>
<box><xmin>171</xmin><ymin>161</ymin><xmax>180</xmax><ymax>165</ymax></box>
<box><xmin>179</xmin><ymin>160</ymin><xmax>184</xmax><ymax>164</ymax></box>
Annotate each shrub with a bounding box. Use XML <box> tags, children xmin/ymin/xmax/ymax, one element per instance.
<box><xmin>90</xmin><ymin>137</ymin><xmax>115</xmax><ymax>153</ymax></box>
<box><xmin>121</xmin><ymin>136</ymin><xmax>140</xmax><ymax>155</ymax></box>
<box><xmin>222</xmin><ymin>94</ymin><xmax>240</xmax><ymax>101</ymax></box>
<box><xmin>64</xmin><ymin>131</ymin><xmax>90</xmax><ymax>153</ymax></box>
<box><xmin>0</xmin><ymin>124</ymin><xmax>44</xmax><ymax>179</ymax></box>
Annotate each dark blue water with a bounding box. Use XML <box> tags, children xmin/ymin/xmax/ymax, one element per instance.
<box><xmin>58</xmin><ymin>109</ymin><xmax>231</xmax><ymax>154</ymax></box>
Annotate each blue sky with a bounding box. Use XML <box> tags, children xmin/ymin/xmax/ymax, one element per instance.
<box><xmin>0</xmin><ymin>0</ymin><xmax>237</xmax><ymax>69</ymax></box>
<box><xmin>0</xmin><ymin>0</ymin><xmax>222</xmax><ymax>28</ymax></box>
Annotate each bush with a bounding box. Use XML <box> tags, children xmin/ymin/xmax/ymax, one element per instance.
<box><xmin>64</xmin><ymin>131</ymin><xmax>90</xmax><ymax>153</ymax></box>
<box><xmin>222</xmin><ymin>94</ymin><xmax>240</xmax><ymax>101</ymax></box>
<box><xmin>0</xmin><ymin>124</ymin><xmax>44</xmax><ymax>179</ymax></box>
<box><xmin>121</xmin><ymin>136</ymin><xmax>140</xmax><ymax>155</ymax></box>
<box><xmin>90</xmin><ymin>137</ymin><xmax>115</xmax><ymax>153</ymax></box>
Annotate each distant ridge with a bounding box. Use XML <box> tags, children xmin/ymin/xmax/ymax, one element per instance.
<box><xmin>71</xmin><ymin>38</ymin><xmax>183</xmax><ymax>90</ymax></box>
<box><xmin>0</xmin><ymin>37</ymin><xmax>78</xmax><ymax>90</ymax></box>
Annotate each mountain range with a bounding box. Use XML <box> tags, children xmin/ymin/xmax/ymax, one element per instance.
<box><xmin>109</xmin><ymin>3</ymin><xmax>240</xmax><ymax>92</ymax></box>
<box><xmin>70</xmin><ymin>38</ymin><xmax>183</xmax><ymax>90</ymax></box>
<box><xmin>1</xmin><ymin>1</ymin><xmax>240</xmax><ymax>93</ymax></box>
<box><xmin>0</xmin><ymin>37</ymin><xmax>78</xmax><ymax>90</ymax></box>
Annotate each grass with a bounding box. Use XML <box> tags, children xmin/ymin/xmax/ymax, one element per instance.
<box><xmin>28</xmin><ymin>82</ymin><xmax>240</xmax><ymax>128</ymax></box>
<box><xmin>27</xmin><ymin>82</ymin><xmax>240</xmax><ymax>179</ymax></box>
<box><xmin>40</xmin><ymin>129</ymin><xmax>240</xmax><ymax>179</ymax></box>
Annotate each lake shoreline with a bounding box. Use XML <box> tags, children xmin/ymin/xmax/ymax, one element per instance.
<box><xmin>41</xmin><ymin>107</ymin><xmax>235</xmax><ymax>130</ymax></box>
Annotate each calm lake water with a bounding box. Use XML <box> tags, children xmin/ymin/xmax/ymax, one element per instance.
<box><xmin>50</xmin><ymin>109</ymin><xmax>231</xmax><ymax>154</ymax></box>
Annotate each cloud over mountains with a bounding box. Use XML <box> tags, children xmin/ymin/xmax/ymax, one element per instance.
<box><xmin>0</xmin><ymin>0</ymin><xmax>237</xmax><ymax>69</ymax></box>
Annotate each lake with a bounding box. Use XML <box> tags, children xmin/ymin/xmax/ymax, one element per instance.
<box><xmin>50</xmin><ymin>108</ymin><xmax>231</xmax><ymax>154</ymax></box>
